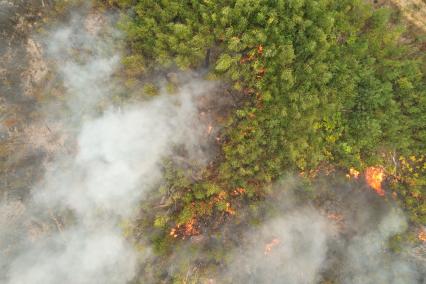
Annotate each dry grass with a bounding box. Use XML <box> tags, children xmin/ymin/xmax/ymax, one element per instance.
<box><xmin>390</xmin><ymin>0</ymin><xmax>426</xmax><ymax>32</ymax></box>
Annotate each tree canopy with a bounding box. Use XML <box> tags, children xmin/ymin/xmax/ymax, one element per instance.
<box><xmin>118</xmin><ymin>0</ymin><xmax>425</xmax><ymax>186</ymax></box>
<box><xmin>106</xmin><ymin>0</ymin><xmax>426</xmax><ymax>281</ymax></box>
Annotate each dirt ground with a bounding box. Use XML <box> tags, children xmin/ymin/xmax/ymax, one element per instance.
<box><xmin>369</xmin><ymin>0</ymin><xmax>425</xmax><ymax>32</ymax></box>
<box><xmin>391</xmin><ymin>0</ymin><xmax>426</xmax><ymax>32</ymax></box>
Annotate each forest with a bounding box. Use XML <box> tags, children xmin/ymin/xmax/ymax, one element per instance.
<box><xmin>0</xmin><ymin>0</ymin><xmax>425</xmax><ymax>283</ymax></box>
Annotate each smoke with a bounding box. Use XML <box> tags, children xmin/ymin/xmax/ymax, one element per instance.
<box><xmin>44</xmin><ymin>14</ymin><xmax>120</xmax><ymax>117</ymax></box>
<box><xmin>221</xmin><ymin>181</ymin><xmax>423</xmax><ymax>284</ymax></box>
<box><xmin>0</xmin><ymin>10</ymin><xmax>214</xmax><ymax>284</ymax></box>
<box><xmin>341</xmin><ymin>209</ymin><xmax>417</xmax><ymax>283</ymax></box>
<box><xmin>225</xmin><ymin>207</ymin><xmax>330</xmax><ymax>283</ymax></box>
<box><xmin>1</xmin><ymin>5</ymin><xmax>424</xmax><ymax>284</ymax></box>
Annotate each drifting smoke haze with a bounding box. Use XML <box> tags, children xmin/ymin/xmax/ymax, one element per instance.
<box><xmin>44</xmin><ymin>12</ymin><xmax>121</xmax><ymax>119</ymax></box>
<box><xmin>0</xmin><ymin>10</ymin><xmax>213</xmax><ymax>284</ymax></box>
<box><xmin>226</xmin><ymin>207</ymin><xmax>330</xmax><ymax>283</ymax></box>
<box><xmin>222</xmin><ymin>181</ymin><xmax>423</xmax><ymax>284</ymax></box>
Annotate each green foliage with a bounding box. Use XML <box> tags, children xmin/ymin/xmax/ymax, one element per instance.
<box><xmin>154</xmin><ymin>215</ymin><xmax>169</xmax><ymax>229</ymax></box>
<box><xmin>215</xmin><ymin>54</ymin><xmax>235</xmax><ymax>72</ymax></box>
<box><xmin>215</xmin><ymin>200</ymin><xmax>228</xmax><ymax>212</ymax></box>
<box><xmin>177</xmin><ymin>205</ymin><xmax>194</xmax><ymax>224</ymax></box>
<box><xmin>390</xmin><ymin>155</ymin><xmax>426</xmax><ymax>225</ymax></box>
<box><xmin>119</xmin><ymin>0</ymin><xmax>424</xmax><ymax>191</ymax></box>
<box><xmin>118</xmin><ymin>0</ymin><xmax>216</xmax><ymax>69</ymax></box>
<box><xmin>143</xmin><ymin>83</ymin><xmax>159</xmax><ymax>96</ymax></box>
<box><xmin>118</xmin><ymin>1</ymin><xmax>426</xmax><ymax>280</ymax></box>
<box><xmin>204</xmin><ymin>182</ymin><xmax>221</xmax><ymax>197</ymax></box>
<box><xmin>122</xmin><ymin>54</ymin><xmax>146</xmax><ymax>77</ymax></box>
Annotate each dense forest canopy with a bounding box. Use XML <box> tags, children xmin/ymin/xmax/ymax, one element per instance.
<box><xmin>105</xmin><ymin>0</ymin><xmax>426</xmax><ymax>281</ymax></box>
<box><xmin>113</xmin><ymin>0</ymin><xmax>425</xmax><ymax>223</ymax></box>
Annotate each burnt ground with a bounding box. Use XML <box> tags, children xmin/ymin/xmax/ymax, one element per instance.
<box><xmin>0</xmin><ymin>1</ymin><xmax>53</xmax><ymax>202</ymax></box>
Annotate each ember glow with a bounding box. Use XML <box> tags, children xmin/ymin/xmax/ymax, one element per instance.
<box><xmin>170</xmin><ymin>219</ymin><xmax>200</xmax><ymax>239</ymax></box>
<box><xmin>365</xmin><ymin>167</ymin><xmax>385</xmax><ymax>196</ymax></box>
<box><xmin>327</xmin><ymin>212</ymin><xmax>344</xmax><ymax>222</ymax></box>
<box><xmin>231</xmin><ymin>187</ymin><xmax>246</xmax><ymax>196</ymax></box>
<box><xmin>225</xmin><ymin>202</ymin><xmax>236</xmax><ymax>215</ymax></box>
<box><xmin>418</xmin><ymin>228</ymin><xmax>426</xmax><ymax>242</ymax></box>
<box><xmin>327</xmin><ymin>212</ymin><xmax>345</xmax><ymax>232</ymax></box>
<box><xmin>264</xmin><ymin>238</ymin><xmax>280</xmax><ymax>255</ymax></box>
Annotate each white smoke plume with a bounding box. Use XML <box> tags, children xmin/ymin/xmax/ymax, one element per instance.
<box><xmin>1</xmin><ymin>10</ymin><xmax>214</xmax><ymax>284</ymax></box>
<box><xmin>225</xmin><ymin>207</ymin><xmax>330</xmax><ymax>283</ymax></box>
<box><xmin>43</xmin><ymin>12</ymin><xmax>121</xmax><ymax>121</ymax></box>
<box><xmin>340</xmin><ymin>209</ymin><xmax>418</xmax><ymax>283</ymax></box>
<box><xmin>221</xmin><ymin>182</ymin><xmax>423</xmax><ymax>284</ymax></box>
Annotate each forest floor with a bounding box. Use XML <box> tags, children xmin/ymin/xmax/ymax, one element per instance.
<box><xmin>390</xmin><ymin>0</ymin><xmax>426</xmax><ymax>32</ymax></box>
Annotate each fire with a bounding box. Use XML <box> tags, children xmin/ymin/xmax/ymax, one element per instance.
<box><xmin>418</xmin><ymin>229</ymin><xmax>426</xmax><ymax>242</ymax></box>
<box><xmin>231</xmin><ymin>187</ymin><xmax>246</xmax><ymax>196</ymax></box>
<box><xmin>256</xmin><ymin>67</ymin><xmax>266</xmax><ymax>79</ymax></box>
<box><xmin>365</xmin><ymin>167</ymin><xmax>385</xmax><ymax>196</ymax></box>
<box><xmin>240</xmin><ymin>54</ymin><xmax>255</xmax><ymax>64</ymax></box>
<box><xmin>327</xmin><ymin>212</ymin><xmax>345</xmax><ymax>232</ymax></box>
<box><xmin>327</xmin><ymin>213</ymin><xmax>344</xmax><ymax>222</ymax></box>
<box><xmin>169</xmin><ymin>218</ymin><xmax>200</xmax><ymax>239</ymax></box>
<box><xmin>225</xmin><ymin>202</ymin><xmax>236</xmax><ymax>215</ymax></box>
<box><xmin>212</xmin><ymin>191</ymin><xmax>236</xmax><ymax>215</ymax></box>
<box><xmin>264</xmin><ymin>238</ymin><xmax>280</xmax><ymax>255</ymax></box>
<box><xmin>3</xmin><ymin>118</ymin><xmax>18</xmax><ymax>128</ymax></box>
<box><xmin>347</xmin><ymin>168</ymin><xmax>360</xmax><ymax>179</ymax></box>
<box><xmin>183</xmin><ymin>219</ymin><xmax>199</xmax><ymax>237</ymax></box>
<box><xmin>169</xmin><ymin>226</ymin><xmax>179</xmax><ymax>238</ymax></box>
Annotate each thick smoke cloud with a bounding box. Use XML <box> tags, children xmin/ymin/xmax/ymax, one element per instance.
<box><xmin>1</xmin><ymin>11</ymin><xmax>213</xmax><ymax>284</ymax></box>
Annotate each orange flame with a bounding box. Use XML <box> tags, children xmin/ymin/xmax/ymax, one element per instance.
<box><xmin>225</xmin><ymin>202</ymin><xmax>235</xmax><ymax>215</ymax></box>
<box><xmin>327</xmin><ymin>212</ymin><xmax>345</xmax><ymax>232</ymax></box>
<box><xmin>264</xmin><ymin>238</ymin><xmax>280</xmax><ymax>255</ymax></box>
<box><xmin>169</xmin><ymin>218</ymin><xmax>200</xmax><ymax>239</ymax></box>
<box><xmin>418</xmin><ymin>229</ymin><xmax>426</xmax><ymax>242</ymax></box>
<box><xmin>365</xmin><ymin>167</ymin><xmax>385</xmax><ymax>196</ymax></box>
<box><xmin>170</xmin><ymin>226</ymin><xmax>179</xmax><ymax>238</ymax></box>
<box><xmin>239</xmin><ymin>54</ymin><xmax>255</xmax><ymax>64</ymax></box>
<box><xmin>231</xmin><ymin>187</ymin><xmax>246</xmax><ymax>196</ymax></box>
<box><xmin>184</xmin><ymin>219</ymin><xmax>199</xmax><ymax>237</ymax></box>
<box><xmin>327</xmin><ymin>213</ymin><xmax>344</xmax><ymax>222</ymax></box>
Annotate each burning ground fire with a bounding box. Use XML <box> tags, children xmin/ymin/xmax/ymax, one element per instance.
<box><xmin>170</xmin><ymin>218</ymin><xmax>200</xmax><ymax>239</ymax></box>
<box><xmin>327</xmin><ymin>212</ymin><xmax>344</xmax><ymax>224</ymax></box>
<box><xmin>327</xmin><ymin>212</ymin><xmax>345</xmax><ymax>233</ymax></box>
<box><xmin>418</xmin><ymin>228</ymin><xmax>426</xmax><ymax>243</ymax></box>
<box><xmin>207</xmin><ymin>125</ymin><xmax>213</xmax><ymax>135</ymax></box>
<box><xmin>231</xmin><ymin>187</ymin><xmax>246</xmax><ymax>197</ymax></box>
<box><xmin>347</xmin><ymin>167</ymin><xmax>386</xmax><ymax>196</ymax></box>
<box><xmin>365</xmin><ymin>167</ymin><xmax>386</xmax><ymax>196</ymax></box>
<box><xmin>264</xmin><ymin>238</ymin><xmax>280</xmax><ymax>255</ymax></box>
